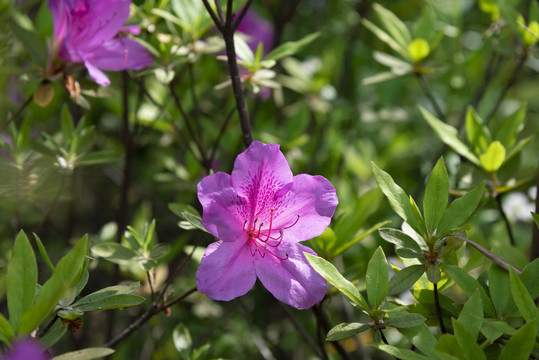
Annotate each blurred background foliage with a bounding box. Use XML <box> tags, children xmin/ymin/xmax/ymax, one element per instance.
<box><xmin>0</xmin><ymin>0</ymin><xmax>537</xmax><ymax>358</ymax></box>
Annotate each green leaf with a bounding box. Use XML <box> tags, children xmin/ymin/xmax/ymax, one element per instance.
<box><xmin>304</xmin><ymin>253</ymin><xmax>369</xmax><ymax>311</ymax></box>
<box><xmin>61</xmin><ymin>105</ymin><xmax>74</xmax><ymax>145</ymax></box>
<box><xmin>372</xmin><ymin>162</ymin><xmax>422</xmax><ymax>234</ymax></box>
<box><xmin>41</xmin><ymin>319</ymin><xmax>67</xmax><ymax>348</ymax></box>
<box><xmin>143</xmin><ymin>219</ymin><xmax>156</xmax><ymax>251</ymax></box>
<box><xmin>366</xmin><ymin>247</ymin><xmax>389</xmax><ymax>309</ymax></box>
<box><xmin>0</xmin><ymin>313</ymin><xmax>14</xmax><ymax>343</ymax></box>
<box><xmin>17</xmin><ymin>236</ymin><xmax>88</xmax><ymax>335</ymax></box>
<box><xmin>326</xmin><ymin>322</ymin><xmax>370</xmax><ymax>341</ymax></box>
<box><xmin>423</xmin><ymin>157</ymin><xmax>449</xmax><ymax>234</ymax></box>
<box><xmin>419</xmin><ymin>107</ymin><xmax>481</xmax><ymax>166</ymax></box>
<box><xmin>379</xmin><ymin>228</ymin><xmax>423</xmax><ymax>252</ymax></box>
<box><xmin>504</xmin><ymin>135</ymin><xmax>534</xmax><ymax>164</ymax></box>
<box><xmin>495</xmin><ymin>102</ymin><xmax>526</xmax><ymax>149</ymax></box>
<box><xmin>509</xmin><ymin>267</ymin><xmax>536</xmax><ymax>322</ymax></box>
<box><xmin>436</xmin><ymin>183</ymin><xmax>485</xmax><ymax>235</ymax></box>
<box><xmin>362</xmin><ymin>16</ymin><xmax>408</xmax><ymax>59</ymax></box>
<box><xmin>398</xmin><ymin>324</ymin><xmax>437</xmax><ymax>357</ymax></box>
<box><xmin>51</xmin><ymin>348</ymin><xmax>115</xmax><ymax>360</ymax></box>
<box><xmin>74</xmin><ymin>294</ymin><xmax>145</xmax><ymax>312</ymax></box>
<box><xmin>407</xmin><ymin>38</ymin><xmax>430</xmax><ymax>62</ymax></box>
<box><xmin>169</xmin><ymin>204</ymin><xmax>209</xmax><ymax>233</ymax></box>
<box><xmin>481</xmin><ymin>318</ymin><xmax>516</xmax><ymax>343</ymax></box>
<box><xmin>532</xmin><ymin>212</ymin><xmax>539</xmax><ymax>230</ymax></box>
<box><xmin>388</xmin><ymin>264</ymin><xmax>425</xmax><ymax>296</ymax></box>
<box><xmin>74</xmin><ymin>282</ymin><xmax>140</xmax><ymax>308</ymax></box>
<box><xmin>498</xmin><ymin>320</ymin><xmax>536</xmax><ymax>360</ymax></box>
<box><xmin>457</xmin><ymin>290</ymin><xmax>483</xmax><ymax>340</ymax></box>
<box><xmin>434</xmin><ymin>334</ymin><xmax>462</xmax><ymax>359</ymax></box>
<box><xmin>452</xmin><ymin>319</ymin><xmax>487</xmax><ymax>360</ymax></box>
<box><xmin>488</xmin><ymin>265</ymin><xmax>513</xmax><ymax>318</ymax></box>
<box><xmin>33</xmin><ymin>233</ymin><xmax>55</xmax><ymax>273</ymax></box>
<box><xmin>265</xmin><ymin>33</ymin><xmax>320</xmax><ymax>62</ymax></box>
<box><xmin>16</xmin><ymin>117</ymin><xmax>31</xmax><ymax>150</ymax></box>
<box><xmin>444</xmin><ymin>265</ymin><xmax>495</xmax><ymax>317</ymax></box>
<box><xmin>332</xmin><ymin>221</ymin><xmax>390</xmax><ymax>258</ymax></box>
<box><xmin>409</xmin><ymin>196</ymin><xmax>427</xmax><ymax>234</ymax></box>
<box><xmin>465</xmin><ymin>107</ymin><xmax>491</xmax><ymax>154</ymax></box>
<box><xmin>374</xmin><ymin>344</ymin><xmax>430</xmax><ymax>360</ymax></box>
<box><xmin>426</xmin><ymin>263</ymin><xmax>440</xmax><ymax>284</ymax></box>
<box><xmin>9</xmin><ymin>10</ymin><xmax>46</xmax><ymax>66</ymax></box>
<box><xmin>520</xmin><ymin>258</ymin><xmax>539</xmax><ymax>298</ymax></box>
<box><xmin>385</xmin><ymin>313</ymin><xmax>426</xmax><ymax>328</ymax></box>
<box><xmin>91</xmin><ymin>243</ymin><xmax>138</xmax><ymax>263</ymax></box>
<box><xmin>7</xmin><ymin>231</ymin><xmax>38</xmax><ymax>330</ymax></box>
<box><xmin>173</xmin><ymin>323</ymin><xmax>192</xmax><ymax>359</ymax></box>
<box><xmin>77</xmin><ymin>150</ymin><xmax>122</xmax><ymax>166</ymax></box>
<box><xmin>479</xmin><ymin>141</ymin><xmax>506</xmax><ymax>172</ymax></box>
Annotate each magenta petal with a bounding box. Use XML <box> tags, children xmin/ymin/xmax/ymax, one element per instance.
<box><xmin>254</xmin><ymin>243</ymin><xmax>326</xmax><ymax>309</ymax></box>
<box><xmin>88</xmin><ymin>38</ymin><xmax>153</xmax><ymax>71</ymax></box>
<box><xmin>198</xmin><ymin>172</ymin><xmax>245</xmax><ymax>242</ymax></box>
<box><xmin>196</xmin><ymin>240</ymin><xmax>256</xmax><ymax>301</ymax></box>
<box><xmin>231</xmin><ymin>142</ymin><xmax>293</xmax><ymax>216</ymax></box>
<box><xmin>84</xmin><ymin>61</ymin><xmax>110</xmax><ymax>86</ymax></box>
<box><xmin>49</xmin><ymin>0</ymin><xmax>70</xmax><ymax>43</ymax></box>
<box><xmin>273</xmin><ymin>174</ymin><xmax>338</xmax><ymax>242</ymax></box>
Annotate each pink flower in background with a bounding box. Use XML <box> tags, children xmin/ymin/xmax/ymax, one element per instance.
<box><xmin>49</xmin><ymin>0</ymin><xmax>153</xmax><ymax>86</ymax></box>
<box><xmin>236</xmin><ymin>9</ymin><xmax>274</xmax><ymax>54</ymax></box>
<box><xmin>196</xmin><ymin>142</ymin><xmax>338</xmax><ymax>309</ymax></box>
<box><xmin>1</xmin><ymin>339</ymin><xmax>50</xmax><ymax>360</ymax></box>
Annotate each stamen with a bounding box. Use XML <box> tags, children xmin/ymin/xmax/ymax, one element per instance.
<box><xmin>282</xmin><ymin>214</ymin><xmax>300</xmax><ymax>229</ymax></box>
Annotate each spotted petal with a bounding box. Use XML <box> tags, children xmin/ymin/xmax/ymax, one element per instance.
<box><xmin>196</xmin><ymin>240</ymin><xmax>256</xmax><ymax>301</ymax></box>
<box><xmin>254</xmin><ymin>243</ymin><xmax>326</xmax><ymax>309</ymax></box>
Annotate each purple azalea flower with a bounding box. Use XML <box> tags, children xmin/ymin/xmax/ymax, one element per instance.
<box><xmin>196</xmin><ymin>142</ymin><xmax>338</xmax><ymax>309</ymax></box>
<box><xmin>236</xmin><ymin>9</ymin><xmax>274</xmax><ymax>55</ymax></box>
<box><xmin>1</xmin><ymin>339</ymin><xmax>50</xmax><ymax>360</ymax></box>
<box><xmin>49</xmin><ymin>0</ymin><xmax>153</xmax><ymax>86</ymax></box>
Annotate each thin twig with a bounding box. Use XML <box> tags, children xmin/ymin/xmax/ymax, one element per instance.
<box><xmin>453</xmin><ymin>234</ymin><xmax>522</xmax><ymax>275</ymax></box>
<box><xmin>38</xmin><ymin>315</ymin><xmax>59</xmax><ymax>338</ymax></box>
<box><xmin>146</xmin><ymin>271</ymin><xmax>155</xmax><ymax>302</ymax></box>
<box><xmin>0</xmin><ymin>94</ymin><xmax>33</xmax><ymax>132</ymax></box>
<box><xmin>312</xmin><ymin>303</ymin><xmax>353</xmax><ymax>360</ymax></box>
<box><xmin>231</xmin><ymin>0</ymin><xmax>254</xmax><ymax>31</ymax></box>
<box><xmin>433</xmin><ymin>283</ymin><xmax>446</xmax><ymax>334</ymax></box>
<box><xmin>279</xmin><ymin>303</ymin><xmax>321</xmax><ymax>359</ymax></box>
<box><xmin>104</xmin><ymin>287</ymin><xmax>197</xmax><ymax>348</ymax></box>
<box><xmin>486</xmin><ymin>52</ymin><xmax>527</xmax><ymax>123</ymax></box>
<box><xmin>379</xmin><ymin>329</ymin><xmax>389</xmax><ymax>344</ymax></box>
<box><xmin>416</xmin><ymin>73</ymin><xmax>445</xmax><ymax>121</ymax></box>
<box><xmin>496</xmin><ymin>194</ymin><xmax>516</xmax><ymax>246</ymax></box>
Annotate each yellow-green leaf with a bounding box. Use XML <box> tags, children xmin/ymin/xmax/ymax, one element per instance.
<box><xmin>479</xmin><ymin>141</ymin><xmax>506</xmax><ymax>172</ymax></box>
<box><xmin>407</xmin><ymin>38</ymin><xmax>430</xmax><ymax>62</ymax></box>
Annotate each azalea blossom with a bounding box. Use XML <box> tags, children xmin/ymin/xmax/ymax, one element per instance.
<box><xmin>49</xmin><ymin>0</ymin><xmax>153</xmax><ymax>86</ymax></box>
<box><xmin>236</xmin><ymin>8</ymin><xmax>274</xmax><ymax>55</ymax></box>
<box><xmin>196</xmin><ymin>142</ymin><xmax>338</xmax><ymax>309</ymax></box>
<box><xmin>0</xmin><ymin>339</ymin><xmax>50</xmax><ymax>360</ymax></box>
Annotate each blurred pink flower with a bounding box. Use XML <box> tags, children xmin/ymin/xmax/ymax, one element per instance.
<box><xmin>196</xmin><ymin>141</ymin><xmax>338</xmax><ymax>309</ymax></box>
<box><xmin>1</xmin><ymin>339</ymin><xmax>49</xmax><ymax>360</ymax></box>
<box><xmin>49</xmin><ymin>0</ymin><xmax>153</xmax><ymax>86</ymax></box>
<box><xmin>236</xmin><ymin>8</ymin><xmax>274</xmax><ymax>55</ymax></box>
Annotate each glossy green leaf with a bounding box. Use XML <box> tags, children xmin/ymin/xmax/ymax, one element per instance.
<box><xmin>60</xmin><ymin>105</ymin><xmax>74</xmax><ymax>145</ymax></box>
<box><xmin>426</xmin><ymin>263</ymin><xmax>440</xmax><ymax>284</ymax></box>
<box><xmin>33</xmin><ymin>233</ymin><xmax>55</xmax><ymax>272</ymax></box>
<box><xmin>465</xmin><ymin>107</ymin><xmax>491</xmax><ymax>154</ymax></box>
<box><xmin>41</xmin><ymin>319</ymin><xmax>67</xmax><ymax>348</ymax></box>
<box><xmin>74</xmin><ymin>294</ymin><xmax>145</xmax><ymax>312</ymax></box>
<box><xmin>17</xmin><ymin>236</ymin><xmax>88</xmax><ymax>335</ymax></box>
<box><xmin>388</xmin><ymin>265</ymin><xmax>424</xmax><ymax>296</ymax></box>
<box><xmin>509</xmin><ymin>267</ymin><xmax>536</xmax><ymax>322</ymax></box>
<box><xmin>434</xmin><ymin>334</ymin><xmax>462</xmax><ymax>359</ymax></box>
<box><xmin>374</xmin><ymin>344</ymin><xmax>430</xmax><ymax>360</ymax></box>
<box><xmin>452</xmin><ymin>319</ymin><xmax>486</xmax><ymax>360</ymax></box>
<box><xmin>91</xmin><ymin>243</ymin><xmax>138</xmax><ymax>262</ymax></box>
<box><xmin>0</xmin><ymin>313</ymin><xmax>14</xmax><ymax>343</ymax></box>
<box><xmin>265</xmin><ymin>33</ymin><xmax>319</xmax><ymax>62</ymax></box>
<box><xmin>488</xmin><ymin>265</ymin><xmax>513</xmax><ymax>317</ymax></box>
<box><xmin>505</xmin><ymin>135</ymin><xmax>534</xmax><ymax>164</ymax></box>
<box><xmin>520</xmin><ymin>258</ymin><xmax>539</xmax><ymax>298</ymax></box>
<box><xmin>444</xmin><ymin>265</ymin><xmax>495</xmax><ymax>317</ymax></box>
<box><xmin>362</xmin><ymin>18</ymin><xmax>408</xmax><ymax>58</ymax></box>
<box><xmin>372</xmin><ymin>162</ymin><xmax>422</xmax><ymax>234</ymax></box>
<box><xmin>366</xmin><ymin>247</ymin><xmax>389</xmax><ymax>309</ymax></box>
<box><xmin>74</xmin><ymin>282</ymin><xmax>140</xmax><ymax>308</ymax></box>
<box><xmin>7</xmin><ymin>231</ymin><xmax>37</xmax><ymax>330</ymax></box>
<box><xmin>436</xmin><ymin>183</ymin><xmax>485</xmax><ymax>235</ymax></box>
<box><xmin>333</xmin><ymin>221</ymin><xmax>390</xmax><ymax>258</ymax></box>
<box><xmin>480</xmin><ymin>141</ymin><xmax>505</xmax><ymax>172</ymax></box>
<box><xmin>385</xmin><ymin>313</ymin><xmax>426</xmax><ymax>328</ymax></box>
<box><xmin>326</xmin><ymin>322</ymin><xmax>370</xmax><ymax>341</ymax></box>
<box><xmin>304</xmin><ymin>253</ymin><xmax>369</xmax><ymax>311</ymax></box>
<box><xmin>398</xmin><ymin>324</ymin><xmax>437</xmax><ymax>357</ymax></box>
<box><xmin>420</xmin><ymin>107</ymin><xmax>481</xmax><ymax>166</ymax></box>
<box><xmin>379</xmin><ymin>228</ymin><xmax>423</xmax><ymax>253</ymax></box>
<box><xmin>532</xmin><ymin>212</ymin><xmax>539</xmax><ymax>230</ymax></box>
<box><xmin>51</xmin><ymin>347</ymin><xmax>114</xmax><ymax>360</ymax></box>
<box><xmin>495</xmin><ymin>102</ymin><xmax>526</xmax><ymax>149</ymax></box>
<box><xmin>457</xmin><ymin>290</ymin><xmax>483</xmax><ymax>340</ymax></box>
<box><xmin>409</xmin><ymin>196</ymin><xmax>427</xmax><ymax>234</ymax></box>
<box><xmin>498</xmin><ymin>320</ymin><xmax>536</xmax><ymax>360</ymax></box>
<box><xmin>423</xmin><ymin>157</ymin><xmax>449</xmax><ymax>234</ymax></box>
<box><xmin>481</xmin><ymin>318</ymin><xmax>516</xmax><ymax>343</ymax></box>
<box><xmin>371</xmin><ymin>3</ymin><xmax>412</xmax><ymax>51</ymax></box>
<box><xmin>169</xmin><ymin>203</ymin><xmax>209</xmax><ymax>233</ymax></box>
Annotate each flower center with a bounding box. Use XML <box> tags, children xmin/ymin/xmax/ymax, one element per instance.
<box><xmin>243</xmin><ymin>207</ymin><xmax>300</xmax><ymax>261</ymax></box>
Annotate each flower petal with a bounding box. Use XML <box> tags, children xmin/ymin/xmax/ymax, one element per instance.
<box><xmin>87</xmin><ymin>38</ymin><xmax>153</xmax><ymax>71</ymax></box>
<box><xmin>84</xmin><ymin>61</ymin><xmax>110</xmax><ymax>86</ymax></box>
<box><xmin>196</xmin><ymin>240</ymin><xmax>256</xmax><ymax>301</ymax></box>
<box><xmin>231</xmin><ymin>141</ymin><xmax>293</xmax><ymax>221</ymax></box>
<box><xmin>273</xmin><ymin>174</ymin><xmax>338</xmax><ymax>242</ymax></box>
<box><xmin>198</xmin><ymin>172</ymin><xmax>245</xmax><ymax>242</ymax></box>
<box><xmin>254</xmin><ymin>243</ymin><xmax>326</xmax><ymax>309</ymax></box>
<box><xmin>49</xmin><ymin>0</ymin><xmax>70</xmax><ymax>44</ymax></box>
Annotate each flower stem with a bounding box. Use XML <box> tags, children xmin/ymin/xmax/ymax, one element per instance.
<box><xmin>433</xmin><ymin>283</ymin><xmax>446</xmax><ymax>334</ymax></box>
